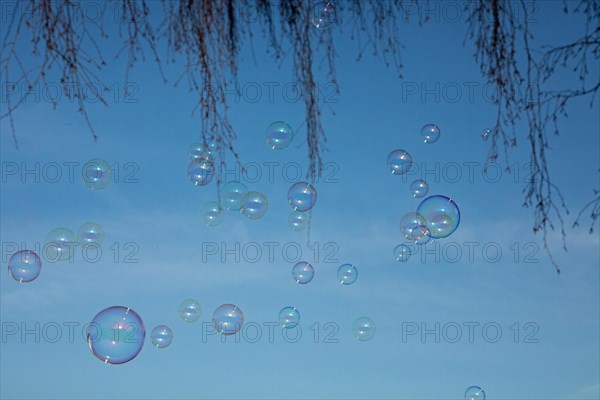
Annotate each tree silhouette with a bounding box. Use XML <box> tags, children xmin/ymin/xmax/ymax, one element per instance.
<box><xmin>1</xmin><ymin>0</ymin><xmax>598</xmax><ymax>273</ymax></box>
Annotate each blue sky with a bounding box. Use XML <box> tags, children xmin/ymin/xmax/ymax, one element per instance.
<box><xmin>1</xmin><ymin>1</ymin><xmax>599</xmax><ymax>399</ymax></box>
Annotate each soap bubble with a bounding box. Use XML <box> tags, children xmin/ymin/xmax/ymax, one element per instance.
<box><xmin>86</xmin><ymin>306</ymin><xmax>145</xmax><ymax>365</ymax></box>
<box><xmin>387</xmin><ymin>149</ymin><xmax>412</xmax><ymax>175</ymax></box>
<box><xmin>150</xmin><ymin>325</ymin><xmax>173</xmax><ymax>349</ymax></box>
<box><xmin>188</xmin><ymin>143</ymin><xmax>212</xmax><ymax>161</ymax></box>
<box><xmin>278</xmin><ymin>307</ymin><xmax>300</xmax><ymax>329</ymax></box>
<box><xmin>288</xmin><ymin>182</ymin><xmax>317</xmax><ymax>211</ymax></box>
<box><xmin>337</xmin><ymin>263</ymin><xmax>358</xmax><ymax>285</ymax></box>
<box><xmin>352</xmin><ymin>317</ymin><xmax>376</xmax><ymax>341</ymax></box>
<box><xmin>82</xmin><ymin>158</ymin><xmax>113</xmax><ymax>190</ymax></box>
<box><xmin>394</xmin><ymin>244</ymin><xmax>411</xmax><ymax>262</ymax></box>
<box><xmin>212</xmin><ymin>304</ymin><xmax>244</xmax><ymax>335</ymax></box>
<box><xmin>311</xmin><ymin>2</ymin><xmax>337</xmax><ymax>29</ymax></box>
<box><xmin>77</xmin><ymin>222</ymin><xmax>105</xmax><ymax>246</ymax></box>
<box><xmin>288</xmin><ymin>210</ymin><xmax>309</xmax><ymax>231</ymax></box>
<box><xmin>206</xmin><ymin>138</ymin><xmax>218</xmax><ymax>156</ymax></box>
<box><xmin>187</xmin><ymin>159</ymin><xmax>215</xmax><ymax>186</ymax></box>
<box><xmin>240</xmin><ymin>191</ymin><xmax>269</xmax><ymax>220</ymax></box>
<box><xmin>465</xmin><ymin>386</ymin><xmax>486</xmax><ymax>400</ymax></box>
<box><xmin>420</xmin><ymin>123</ymin><xmax>441</xmax><ymax>144</ymax></box>
<box><xmin>414</xmin><ymin>227</ymin><xmax>431</xmax><ymax>245</ymax></box>
<box><xmin>399</xmin><ymin>212</ymin><xmax>428</xmax><ymax>242</ymax></box>
<box><xmin>481</xmin><ymin>129</ymin><xmax>492</xmax><ymax>141</ymax></box>
<box><xmin>8</xmin><ymin>250</ymin><xmax>42</xmax><ymax>283</ymax></box>
<box><xmin>410</xmin><ymin>179</ymin><xmax>429</xmax><ymax>198</ymax></box>
<box><xmin>179</xmin><ymin>299</ymin><xmax>202</xmax><ymax>323</ymax></box>
<box><xmin>201</xmin><ymin>201</ymin><xmax>225</xmax><ymax>226</ymax></box>
<box><xmin>221</xmin><ymin>181</ymin><xmax>248</xmax><ymax>210</ymax></box>
<box><xmin>292</xmin><ymin>261</ymin><xmax>314</xmax><ymax>284</ymax></box>
<box><xmin>45</xmin><ymin>228</ymin><xmax>76</xmax><ymax>261</ymax></box>
<box><xmin>265</xmin><ymin>121</ymin><xmax>294</xmax><ymax>150</ymax></box>
<box><xmin>417</xmin><ymin>195</ymin><xmax>461</xmax><ymax>238</ymax></box>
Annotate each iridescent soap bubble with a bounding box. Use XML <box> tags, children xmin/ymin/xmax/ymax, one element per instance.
<box><xmin>481</xmin><ymin>129</ymin><xmax>492</xmax><ymax>141</ymax></box>
<box><xmin>394</xmin><ymin>244</ymin><xmax>411</xmax><ymax>262</ymax></box>
<box><xmin>417</xmin><ymin>195</ymin><xmax>461</xmax><ymax>239</ymax></box>
<box><xmin>240</xmin><ymin>191</ymin><xmax>269</xmax><ymax>220</ymax></box>
<box><xmin>86</xmin><ymin>306</ymin><xmax>145</xmax><ymax>365</ymax></box>
<box><xmin>278</xmin><ymin>307</ymin><xmax>300</xmax><ymax>329</ymax></box>
<box><xmin>221</xmin><ymin>181</ymin><xmax>248</xmax><ymax>211</ymax></box>
<box><xmin>150</xmin><ymin>325</ymin><xmax>173</xmax><ymax>349</ymax></box>
<box><xmin>414</xmin><ymin>226</ymin><xmax>431</xmax><ymax>245</ymax></box>
<box><xmin>187</xmin><ymin>159</ymin><xmax>215</xmax><ymax>186</ymax></box>
<box><xmin>311</xmin><ymin>2</ymin><xmax>337</xmax><ymax>29</ymax></box>
<box><xmin>352</xmin><ymin>317</ymin><xmax>376</xmax><ymax>341</ymax></box>
<box><xmin>82</xmin><ymin>158</ymin><xmax>113</xmax><ymax>190</ymax></box>
<box><xmin>292</xmin><ymin>261</ymin><xmax>314</xmax><ymax>284</ymax></box>
<box><xmin>288</xmin><ymin>182</ymin><xmax>317</xmax><ymax>211</ymax></box>
<box><xmin>465</xmin><ymin>386</ymin><xmax>486</xmax><ymax>400</ymax></box>
<box><xmin>410</xmin><ymin>179</ymin><xmax>429</xmax><ymax>198</ymax></box>
<box><xmin>8</xmin><ymin>250</ymin><xmax>42</xmax><ymax>283</ymax></box>
<box><xmin>265</xmin><ymin>121</ymin><xmax>294</xmax><ymax>150</ymax></box>
<box><xmin>386</xmin><ymin>149</ymin><xmax>412</xmax><ymax>175</ymax></box>
<box><xmin>188</xmin><ymin>143</ymin><xmax>212</xmax><ymax>161</ymax></box>
<box><xmin>420</xmin><ymin>123</ymin><xmax>441</xmax><ymax>144</ymax></box>
<box><xmin>45</xmin><ymin>228</ymin><xmax>76</xmax><ymax>261</ymax></box>
<box><xmin>178</xmin><ymin>299</ymin><xmax>202</xmax><ymax>323</ymax></box>
<box><xmin>201</xmin><ymin>201</ymin><xmax>224</xmax><ymax>226</ymax></box>
<box><xmin>288</xmin><ymin>210</ymin><xmax>309</xmax><ymax>231</ymax></box>
<box><xmin>399</xmin><ymin>212</ymin><xmax>428</xmax><ymax>242</ymax></box>
<box><xmin>77</xmin><ymin>222</ymin><xmax>105</xmax><ymax>246</ymax></box>
<box><xmin>212</xmin><ymin>304</ymin><xmax>244</xmax><ymax>336</ymax></box>
<box><xmin>337</xmin><ymin>263</ymin><xmax>358</xmax><ymax>285</ymax></box>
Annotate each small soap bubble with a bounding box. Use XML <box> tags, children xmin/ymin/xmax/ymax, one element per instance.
<box><xmin>288</xmin><ymin>182</ymin><xmax>317</xmax><ymax>211</ymax></box>
<box><xmin>82</xmin><ymin>158</ymin><xmax>113</xmax><ymax>190</ymax></box>
<box><xmin>187</xmin><ymin>159</ymin><xmax>215</xmax><ymax>186</ymax></box>
<box><xmin>77</xmin><ymin>222</ymin><xmax>105</xmax><ymax>246</ymax></box>
<box><xmin>212</xmin><ymin>304</ymin><xmax>244</xmax><ymax>335</ymax></box>
<box><xmin>278</xmin><ymin>307</ymin><xmax>300</xmax><ymax>329</ymax></box>
<box><xmin>288</xmin><ymin>210</ymin><xmax>309</xmax><ymax>231</ymax></box>
<box><xmin>387</xmin><ymin>149</ymin><xmax>412</xmax><ymax>175</ymax></box>
<box><xmin>201</xmin><ymin>201</ymin><xmax>225</xmax><ymax>226</ymax></box>
<box><xmin>420</xmin><ymin>123</ymin><xmax>441</xmax><ymax>143</ymax></box>
<box><xmin>352</xmin><ymin>317</ymin><xmax>376</xmax><ymax>341</ymax></box>
<box><xmin>292</xmin><ymin>261</ymin><xmax>314</xmax><ymax>284</ymax></box>
<box><xmin>265</xmin><ymin>121</ymin><xmax>294</xmax><ymax>150</ymax></box>
<box><xmin>337</xmin><ymin>264</ymin><xmax>358</xmax><ymax>285</ymax></box>
<box><xmin>150</xmin><ymin>325</ymin><xmax>173</xmax><ymax>349</ymax></box>
<box><xmin>179</xmin><ymin>299</ymin><xmax>202</xmax><ymax>323</ymax></box>
<box><xmin>8</xmin><ymin>250</ymin><xmax>42</xmax><ymax>283</ymax></box>
<box><xmin>410</xmin><ymin>179</ymin><xmax>429</xmax><ymax>198</ymax></box>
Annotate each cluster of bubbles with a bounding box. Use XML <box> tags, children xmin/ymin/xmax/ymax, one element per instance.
<box><xmin>187</xmin><ymin>141</ymin><xmax>217</xmax><ymax>187</ymax></box>
<box><xmin>82</xmin><ymin>158</ymin><xmax>113</xmax><ymax>190</ymax></box>
<box><xmin>7</xmin><ymin>222</ymin><xmax>105</xmax><ymax>283</ymax></box>
<box><xmin>388</xmin><ymin>124</ymin><xmax>461</xmax><ymax>262</ymax></box>
<box><xmin>286</xmin><ymin>181</ymin><xmax>317</xmax><ymax>232</ymax></box>
<box><xmin>311</xmin><ymin>2</ymin><xmax>337</xmax><ymax>29</ymax></box>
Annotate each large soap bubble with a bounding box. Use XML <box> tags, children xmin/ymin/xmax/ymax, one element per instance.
<box><xmin>417</xmin><ymin>195</ymin><xmax>461</xmax><ymax>238</ymax></box>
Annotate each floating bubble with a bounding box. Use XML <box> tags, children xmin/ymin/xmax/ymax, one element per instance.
<box><xmin>352</xmin><ymin>317</ymin><xmax>376</xmax><ymax>341</ymax></box>
<box><xmin>292</xmin><ymin>261</ymin><xmax>314</xmax><ymax>284</ymax></box>
<box><xmin>212</xmin><ymin>304</ymin><xmax>244</xmax><ymax>335</ymax></box>
<box><xmin>45</xmin><ymin>228</ymin><xmax>76</xmax><ymax>261</ymax></box>
<box><xmin>399</xmin><ymin>212</ymin><xmax>428</xmax><ymax>242</ymax></box>
<box><xmin>179</xmin><ymin>299</ymin><xmax>202</xmax><ymax>323</ymax></box>
<box><xmin>420</xmin><ymin>123</ymin><xmax>441</xmax><ymax>144</ymax></box>
<box><xmin>465</xmin><ymin>386</ymin><xmax>486</xmax><ymax>400</ymax></box>
<box><xmin>417</xmin><ymin>195</ymin><xmax>461</xmax><ymax>239</ymax></box>
<box><xmin>288</xmin><ymin>210</ymin><xmax>309</xmax><ymax>231</ymax></box>
<box><xmin>481</xmin><ymin>129</ymin><xmax>492</xmax><ymax>141</ymax></box>
<box><xmin>394</xmin><ymin>244</ymin><xmax>411</xmax><ymax>262</ymax></box>
<box><xmin>311</xmin><ymin>2</ymin><xmax>337</xmax><ymax>29</ymax></box>
<box><xmin>187</xmin><ymin>159</ymin><xmax>215</xmax><ymax>186</ymax></box>
<box><xmin>414</xmin><ymin>226</ymin><xmax>431</xmax><ymax>245</ymax></box>
<box><xmin>86</xmin><ymin>306</ymin><xmax>145</xmax><ymax>364</ymax></box>
<box><xmin>240</xmin><ymin>191</ymin><xmax>269</xmax><ymax>220</ymax></box>
<box><xmin>278</xmin><ymin>307</ymin><xmax>300</xmax><ymax>329</ymax></box>
<box><xmin>201</xmin><ymin>201</ymin><xmax>225</xmax><ymax>226</ymax></box>
<box><xmin>82</xmin><ymin>158</ymin><xmax>113</xmax><ymax>190</ymax></box>
<box><xmin>221</xmin><ymin>181</ymin><xmax>248</xmax><ymax>211</ymax></box>
<box><xmin>288</xmin><ymin>182</ymin><xmax>317</xmax><ymax>211</ymax></box>
<box><xmin>150</xmin><ymin>325</ymin><xmax>173</xmax><ymax>349</ymax></box>
<box><xmin>337</xmin><ymin>263</ymin><xmax>358</xmax><ymax>285</ymax></box>
<box><xmin>188</xmin><ymin>143</ymin><xmax>212</xmax><ymax>161</ymax></box>
<box><xmin>410</xmin><ymin>179</ymin><xmax>429</xmax><ymax>198</ymax></box>
<box><xmin>387</xmin><ymin>149</ymin><xmax>412</xmax><ymax>175</ymax></box>
<box><xmin>77</xmin><ymin>222</ymin><xmax>105</xmax><ymax>246</ymax></box>
<box><xmin>8</xmin><ymin>250</ymin><xmax>42</xmax><ymax>283</ymax></box>
<box><xmin>265</xmin><ymin>121</ymin><xmax>294</xmax><ymax>150</ymax></box>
